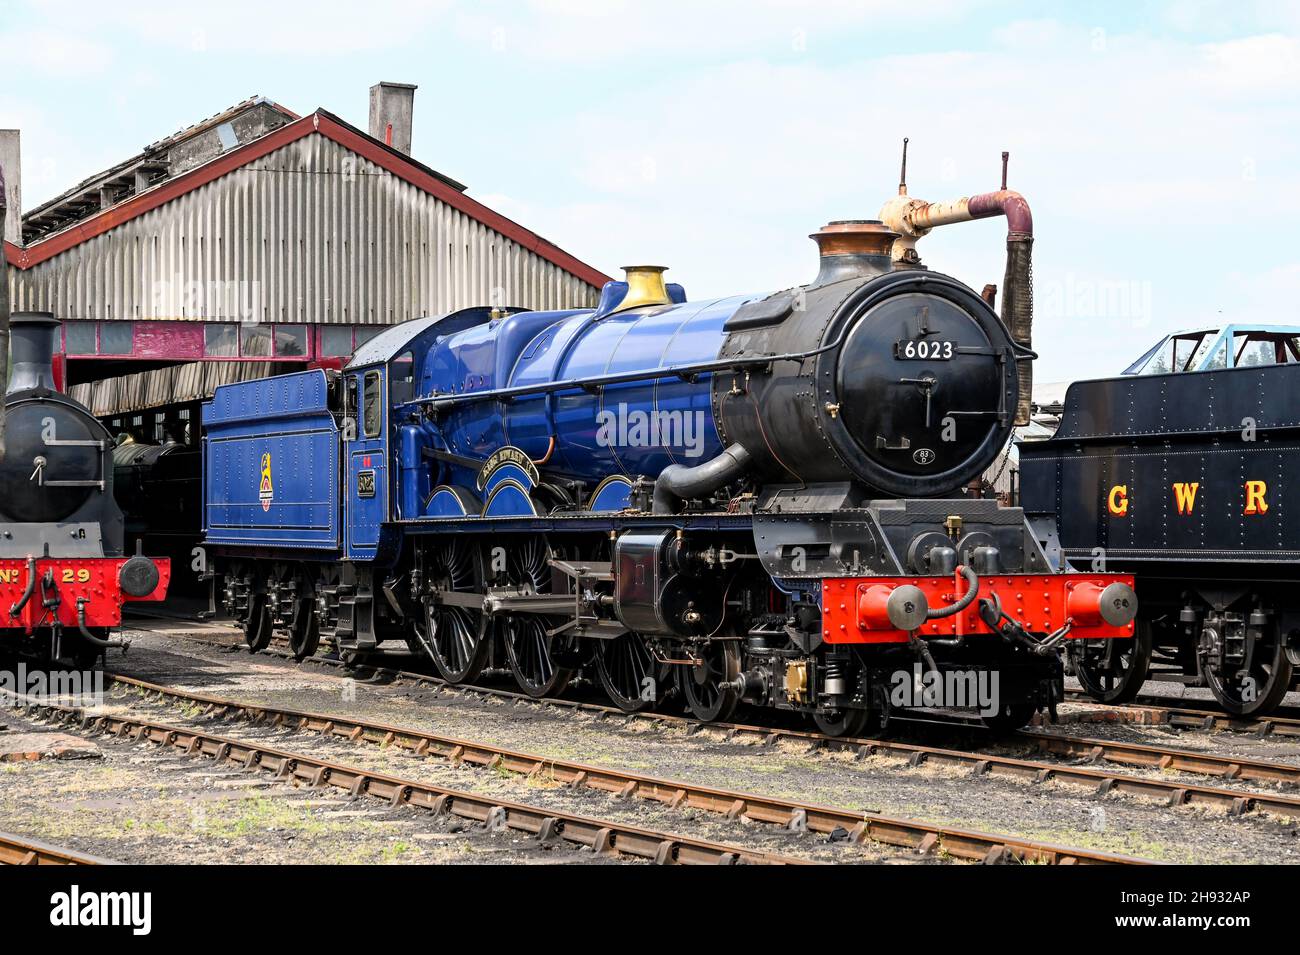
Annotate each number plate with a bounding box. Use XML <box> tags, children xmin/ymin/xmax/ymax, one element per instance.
<box><xmin>896</xmin><ymin>339</ymin><xmax>955</xmax><ymax>360</ymax></box>
<box><xmin>357</xmin><ymin>470</ymin><xmax>376</xmax><ymax>498</ymax></box>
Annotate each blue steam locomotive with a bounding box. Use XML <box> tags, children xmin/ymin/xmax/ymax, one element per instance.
<box><xmin>202</xmin><ymin>201</ymin><xmax>1138</xmax><ymax>735</ymax></box>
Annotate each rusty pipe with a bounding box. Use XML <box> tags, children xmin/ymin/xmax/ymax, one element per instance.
<box><xmin>879</xmin><ymin>189</ymin><xmax>1033</xmax><ymax>259</ymax></box>
<box><xmin>878</xmin><ymin>183</ymin><xmax>1035</xmax><ymax>425</ymax></box>
<box><xmin>969</xmin><ymin>189</ymin><xmax>1033</xmax><ymax>236</ymax></box>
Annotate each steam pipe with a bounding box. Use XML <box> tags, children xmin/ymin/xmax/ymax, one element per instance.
<box><xmin>652</xmin><ymin>443</ymin><xmax>752</xmax><ymax>514</ymax></box>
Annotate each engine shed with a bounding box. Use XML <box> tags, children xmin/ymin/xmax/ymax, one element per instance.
<box><xmin>1</xmin><ymin>84</ymin><xmax>609</xmax><ymax>594</ymax></box>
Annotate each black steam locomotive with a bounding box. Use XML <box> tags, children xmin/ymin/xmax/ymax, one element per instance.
<box><xmin>0</xmin><ymin>313</ymin><xmax>170</xmax><ymax>665</ymax></box>
<box><xmin>1020</xmin><ymin>346</ymin><xmax>1300</xmax><ymax>716</ymax></box>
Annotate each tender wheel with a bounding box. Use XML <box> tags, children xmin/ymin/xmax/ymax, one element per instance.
<box><xmin>243</xmin><ymin>591</ymin><xmax>273</xmax><ymax>653</ymax></box>
<box><xmin>596</xmin><ymin>631</ymin><xmax>662</xmax><ymax>713</ymax></box>
<box><xmin>416</xmin><ymin>539</ymin><xmax>489</xmax><ymax>684</ymax></box>
<box><xmin>1068</xmin><ymin>620</ymin><xmax>1152</xmax><ymax>705</ymax></box>
<box><xmin>680</xmin><ymin>640</ymin><xmax>741</xmax><ymax>723</ymax></box>
<box><xmin>1199</xmin><ymin>613</ymin><xmax>1294</xmax><ymax>717</ymax></box>
<box><xmin>498</xmin><ymin>538</ymin><xmax>574</xmax><ymax>698</ymax></box>
<box><xmin>287</xmin><ymin>596</ymin><xmax>320</xmax><ymax>661</ymax></box>
<box><xmin>980</xmin><ymin>701</ymin><xmax>1037</xmax><ymax>733</ymax></box>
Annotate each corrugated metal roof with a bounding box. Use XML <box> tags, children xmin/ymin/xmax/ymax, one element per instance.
<box><xmin>22</xmin><ymin>98</ymin><xmax>301</xmax><ymax>243</ymax></box>
<box><xmin>10</xmin><ymin>130</ymin><xmax>601</xmax><ymax>326</ymax></box>
<box><xmin>8</xmin><ymin>109</ymin><xmax>608</xmax><ymax>288</ymax></box>
<box><xmin>12</xmin><ymin>104</ymin><xmax>610</xmax><ymax>417</ymax></box>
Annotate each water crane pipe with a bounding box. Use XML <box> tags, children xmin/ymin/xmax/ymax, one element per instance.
<box><xmin>878</xmin><ymin>148</ymin><xmax>1035</xmax><ymax>425</ymax></box>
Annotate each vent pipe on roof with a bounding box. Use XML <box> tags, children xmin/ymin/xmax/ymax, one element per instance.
<box><xmin>0</xmin><ymin>158</ymin><xmax>9</xmax><ymax>459</ymax></box>
<box><xmin>369</xmin><ymin>82</ymin><xmax>417</xmax><ymax>155</ymax></box>
<box><xmin>0</xmin><ymin>131</ymin><xmax>18</xmax><ymax>245</ymax></box>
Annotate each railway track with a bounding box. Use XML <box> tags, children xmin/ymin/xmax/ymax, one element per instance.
<box><xmin>3</xmin><ymin>692</ymin><xmax>810</xmax><ymax>867</ymax></box>
<box><xmin>235</xmin><ymin>626</ymin><xmax>1300</xmax><ymax>744</ymax></box>
<box><xmin>1061</xmin><ymin>688</ymin><xmax>1300</xmax><ymax>738</ymax></box>
<box><xmin>147</xmin><ymin>628</ymin><xmax>1300</xmax><ymax>818</ymax></box>
<box><xmin>0</xmin><ymin>831</ymin><xmax>114</xmax><ymax>865</ymax></box>
<box><xmin>78</xmin><ymin>673</ymin><xmax>1147</xmax><ymax>865</ymax></box>
<box><xmin>1021</xmin><ymin>730</ymin><xmax>1300</xmax><ymax>787</ymax></box>
<box><xmin>107</xmin><ymin>669</ymin><xmax>1300</xmax><ymax>824</ymax></box>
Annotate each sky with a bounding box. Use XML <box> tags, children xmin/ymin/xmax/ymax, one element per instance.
<box><xmin>2</xmin><ymin>0</ymin><xmax>1298</xmax><ymax>383</ymax></box>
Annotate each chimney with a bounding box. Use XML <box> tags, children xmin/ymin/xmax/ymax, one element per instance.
<box><xmin>369</xmin><ymin>82</ymin><xmax>417</xmax><ymax>155</ymax></box>
<box><xmin>8</xmin><ymin>312</ymin><xmax>59</xmax><ymax>394</ymax></box>
<box><xmin>0</xmin><ymin>130</ymin><xmax>19</xmax><ymax>245</ymax></box>
<box><xmin>808</xmin><ymin>220</ymin><xmax>897</xmax><ymax>288</ymax></box>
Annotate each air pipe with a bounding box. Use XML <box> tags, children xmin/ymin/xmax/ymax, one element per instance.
<box><xmin>8</xmin><ymin>556</ymin><xmax>36</xmax><ymax>618</ymax></box>
<box><xmin>76</xmin><ymin>597</ymin><xmax>130</xmax><ymax>650</ymax></box>
<box><xmin>878</xmin><ymin>145</ymin><xmax>1035</xmax><ymax>425</ymax></box>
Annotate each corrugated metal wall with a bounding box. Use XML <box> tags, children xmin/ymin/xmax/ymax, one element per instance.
<box><xmin>12</xmin><ymin>132</ymin><xmax>600</xmax><ymax>323</ymax></box>
<box><xmin>69</xmin><ymin>361</ymin><xmax>273</xmax><ymax>416</ymax></box>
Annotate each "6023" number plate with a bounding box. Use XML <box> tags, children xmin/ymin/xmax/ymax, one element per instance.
<box><xmin>896</xmin><ymin>338</ymin><xmax>955</xmax><ymax>360</ymax></box>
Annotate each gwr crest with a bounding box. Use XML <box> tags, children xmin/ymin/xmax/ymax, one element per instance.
<box><xmin>259</xmin><ymin>452</ymin><xmax>274</xmax><ymax>512</ymax></box>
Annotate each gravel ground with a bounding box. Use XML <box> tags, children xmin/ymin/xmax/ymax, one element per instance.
<box><xmin>35</xmin><ymin>622</ymin><xmax>1297</xmax><ymax>863</ymax></box>
<box><xmin>70</xmin><ymin>688</ymin><xmax>909</xmax><ymax>865</ymax></box>
<box><xmin>0</xmin><ymin>709</ymin><xmax>619</xmax><ymax>865</ymax></box>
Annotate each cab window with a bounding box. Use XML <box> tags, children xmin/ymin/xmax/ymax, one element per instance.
<box><xmin>1135</xmin><ymin>331</ymin><xmax>1217</xmax><ymax>375</ymax></box>
<box><xmin>1233</xmin><ymin>332</ymin><xmax>1300</xmax><ymax>368</ymax></box>
<box><xmin>345</xmin><ymin>376</ymin><xmax>358</xmax><ymax>433</ymax></box>
<box><xmin>363</xmin><ymin>371</ymin><xmax>382</xmax><ymax>437</ymax></box>
<box><xmin>390</xmin><ymin>350</ymin><xmax>416</xmax><ymax>406</ymax></box>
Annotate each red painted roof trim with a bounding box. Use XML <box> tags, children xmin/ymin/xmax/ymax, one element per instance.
<box><xmin>11</xmin><ymin>110</ymin><xmax>612</xmax><ymax>289</ymax></box>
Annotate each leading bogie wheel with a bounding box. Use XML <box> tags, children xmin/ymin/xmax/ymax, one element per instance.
<box><xmin>1068</xmin><ymin>619</ymin><xmax>1153</xmax><ymax>705</ymax></box>
<box><xmin>980</xmin><ymin>701</ymin><xmax>1038</xmax><ymax>733</ymax></box>
<box><xmin>812</xmin><ymin>706</ymin><xmax>879</xmax><ymax>738</ymax></box>
<box><xmin>679</xmin><ymin>640</ymin><xmax>741</xmax><ymax>724</ymax></box>
<box><xmin>595</xmin><ymin>631</ymin><xmax>663</xmax><ymax>713</ymax></box>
